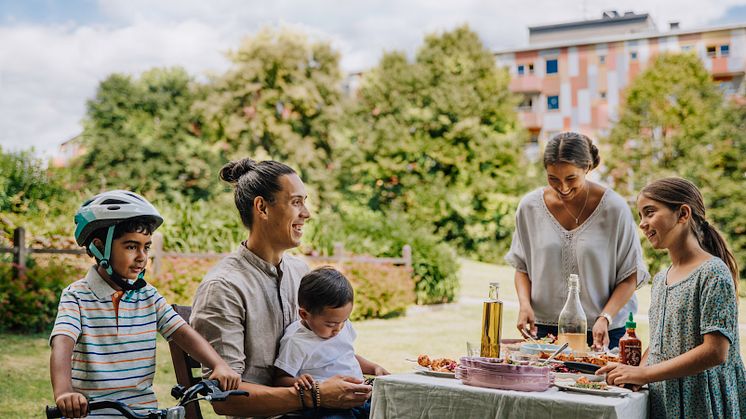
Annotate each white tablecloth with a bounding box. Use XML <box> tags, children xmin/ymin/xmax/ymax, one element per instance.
<box><xmin>370</xmin><ymin>373</ymin><xmax>648</xmax><ymax>419</ymax></box>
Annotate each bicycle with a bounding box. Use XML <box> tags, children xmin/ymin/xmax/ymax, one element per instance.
<box><xmin>45</xmin><ymin>379</ymin><xmax>248</xmax><ymax>419</ymax></box>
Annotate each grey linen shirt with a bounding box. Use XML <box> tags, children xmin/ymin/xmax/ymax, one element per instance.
<box><xmin>191</xmin><ymin>244</ymin><xmax>309</xmax><ymax>387</ymax></box>
<box><xmin>505</xmin><ymin>187</ymin><xmax>649</xmax><ymax>330</ymax></box>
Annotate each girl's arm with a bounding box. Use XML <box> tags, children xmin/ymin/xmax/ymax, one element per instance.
<box><xmin>592</xmin><ymin>273</ymin><xmax>637</xmax><ymax>348</ymax></box>
<box><xmin>170</xmin><ymin>324</ymin><xmax>242</xmax><ymax>390</ymax></box>
<box><xmin>355</xmin><ymin>354</ymin><xmax>389</xmax><ymax>376</ymax></box>
<box><xmin>598</xmin><ymin>333</ymin><xmax>729</xmax><ymax>385</ymax></box>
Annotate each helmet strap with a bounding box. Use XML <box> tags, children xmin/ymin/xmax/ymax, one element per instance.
<box><xmin>87</xmin><ymin>225</ymin><xmax>146</xmax><ymax>291</ymax></box>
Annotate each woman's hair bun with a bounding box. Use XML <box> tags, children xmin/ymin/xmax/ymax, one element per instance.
<box><xmin>219</xmin><ymin>158</ymin><xmax>257</xmax><ymax>183</ymax></box>
<box><xmin>588</xmin><ymin>142</ymin><xmax>601</xmax><ymax>169</ymax></box>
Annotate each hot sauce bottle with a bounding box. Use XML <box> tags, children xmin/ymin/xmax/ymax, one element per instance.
<box><xmin>619</xmin><ymin>312</ymin><xmax>642</xmax><ymax>366</ymax></box>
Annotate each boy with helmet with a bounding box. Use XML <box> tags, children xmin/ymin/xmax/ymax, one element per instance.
<box><xmin>49</xmin><ymin>190</ymin><xmax>241</xmax><ymax>418</ymax></box>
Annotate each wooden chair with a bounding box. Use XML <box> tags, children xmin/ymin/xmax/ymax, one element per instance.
<box><xmin>169</xmin><ymin>304</ymin><xmax>203</xmax><ymax>419</ymax></box>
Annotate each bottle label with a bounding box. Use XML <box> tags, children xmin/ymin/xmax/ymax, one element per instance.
<box><xmin>621</xmin><ymin>343</ymin><xmax>642</xmax><ymax>366</ymax></box>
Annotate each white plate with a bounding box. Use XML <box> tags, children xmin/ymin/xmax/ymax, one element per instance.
<box><xmin>553</xmin><ymin>372</ymin><xmax>604</xmax><ymax>382</ymax></box>
<box><xmin>554</xmin><ymin>381</ymin><xmax>632</xmax><ymax>397</ymax></box>
<box><xmin>413</xmin><ymin>365</ymin><xmax>456</xmax><ymax>378</ymax></box>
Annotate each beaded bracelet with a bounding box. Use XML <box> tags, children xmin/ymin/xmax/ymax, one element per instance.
<box><xmin>310</xmin><ymin>382</ymin><xmax>319</xmax><ymax>410</ymax></box>
<box><xmin>298</xmin><ymin>386</ymin><xmax>307</xmax><ymax>410</ymax></box>
<box><xmin>314</xmin><ymin>381</ymin><xmax>321</xmax><ymax>408</ymax></box>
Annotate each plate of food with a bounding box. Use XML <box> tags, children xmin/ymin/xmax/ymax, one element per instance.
<box><xmin>414</xmin><ymin>354</ymin><xmax>458</xmax><ymax>378</ymax></box>
<box><xmin>554</xmin><ymin>377</ymin><xmax>632</xmax><ymax>397</ymax></box>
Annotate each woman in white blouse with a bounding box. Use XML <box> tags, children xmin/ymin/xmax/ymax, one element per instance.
<box><xmin>505</xmin><ymin>132</ymin><xmax>649</xmax><ymax>349</ymax></box>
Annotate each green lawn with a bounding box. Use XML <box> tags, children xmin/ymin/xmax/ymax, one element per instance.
<box><xmin>2</xmin><ymin>258</ymin><xmax>744</xmax><ymax>417</ymax></box>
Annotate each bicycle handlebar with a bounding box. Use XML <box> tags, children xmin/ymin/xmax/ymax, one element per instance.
<box><xmin>45</xmin><ymin>379</ymin><xmax>249</xmax><ymax>418</ymax></box>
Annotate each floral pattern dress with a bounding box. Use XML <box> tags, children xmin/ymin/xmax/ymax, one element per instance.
<box><xmin>647</xmin><ymin>257</ymin><xmax>746</xmax><ymax>418</ymax></box>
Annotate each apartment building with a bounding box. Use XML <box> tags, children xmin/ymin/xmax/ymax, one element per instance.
<box><xmin>494</xmin><ymin>11</ymin><xmax>746</xmax><ymax>146</ymax></box>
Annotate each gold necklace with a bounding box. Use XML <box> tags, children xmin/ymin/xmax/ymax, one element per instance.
<box><xmin>559</xmin><ymin>185</ymin><xmax>590</xmax><ymax>225</ymax></box>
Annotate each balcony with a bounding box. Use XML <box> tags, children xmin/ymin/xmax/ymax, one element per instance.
<box><xmin>510</xmin><ymin>75</ymin><xmax>543</xmax><ymax>93</ymax></box>
<box><xmin>518</xmin><ymin>110</ymin><xmax>542</xmax><ymax>128</ymax></box>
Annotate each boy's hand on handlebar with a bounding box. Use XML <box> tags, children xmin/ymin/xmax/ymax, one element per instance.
<box><xmin>209</xmin><ymin>364</ymin><xmax>241</xmax><ymax>391</ymax></box>
<box><xmin>55</xmin><ymin>392</ymin><xmax>88</xmax><ymax>418</ymax></box>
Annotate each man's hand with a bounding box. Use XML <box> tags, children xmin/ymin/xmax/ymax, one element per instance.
<box><xmin>319</xmin><ymin>376</ymin><xmax>372</xmax><ymax>408</ymax></box>
<box><xmin>55</xmin><ymin>391</ymin><xmax>88</xmax><ymax>418</ymax></box>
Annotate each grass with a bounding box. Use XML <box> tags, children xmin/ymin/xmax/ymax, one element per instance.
<box><xmin>2</xmin><ymin>258</ymin><xmax>744</xmax><ymax>417</ymax></box>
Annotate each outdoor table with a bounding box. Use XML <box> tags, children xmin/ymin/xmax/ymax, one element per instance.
<box><xmin>370</xmin><ymin>373</ymin><xmax>648</xmax><ymax>419</ymax></box>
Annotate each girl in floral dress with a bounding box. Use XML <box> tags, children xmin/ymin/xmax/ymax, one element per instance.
<box><xmin>597</xmin><ymin>177</ymin><xmax>746</xmax><ymax>418</ymax></box>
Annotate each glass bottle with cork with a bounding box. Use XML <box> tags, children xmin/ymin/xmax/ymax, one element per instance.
<box><xmin>557</xmin><ymin>273</ymin><xmax>587</xmax><ymax>352</ymax></box>
<box><xmin>480</xmin><ymin>282</ymin><xmax>503</xmax><ymax>358</ymax></box>
<box><xmin>619</xmin><ymin>312</ymin><xmax>642</xmax><ymax>366</ymax></box>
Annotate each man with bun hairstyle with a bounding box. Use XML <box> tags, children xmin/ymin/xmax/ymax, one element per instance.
<box><xmin>192</xmin><ymin>159</ymin><xmax>372</xmax><ymax>418</ymax></box>
<box><xmin>50</xmin><ymin>190</ymin><xmax>241</xmax><ymax>419</ymax></box>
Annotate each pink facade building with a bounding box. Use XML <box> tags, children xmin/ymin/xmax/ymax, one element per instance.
<box><xmin>494</xmin><ymin>11</ymin><xmax>746</xmax><ymax>147</ymax></box>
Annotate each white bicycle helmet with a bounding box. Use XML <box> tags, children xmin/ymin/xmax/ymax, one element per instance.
<box><xmin>74</xmin><ymin>190</ymin><xmax>163</xmax><ymax>289</ymax></box>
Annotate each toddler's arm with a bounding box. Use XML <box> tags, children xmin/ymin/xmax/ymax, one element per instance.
<box><xmin>50</xmin><ymin>335</ymin><xmax>88</xmax><ymax>418</ymax></box>
<box><xmin>171</xmin><ymin>324</ymin><xmax>242</xmax><ymax>390</ymax></box>
<box><xmin>274</xmin><ymin>369</ymin><xmax>314</xmax><ymax>391</ymax></box>
<box><xmin>356</xmin><ymin>354</ymin><xmax>390</xmax><ymax>376</ymax></box>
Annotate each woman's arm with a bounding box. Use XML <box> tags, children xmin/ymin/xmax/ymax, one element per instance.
<box><xmin>515</xmin><ymin>271</ymin><xmax>536</xmax><ymax>336</ymax></box>
<box><xmin>597</xmin><ymin>333</ymin><xmax>729</xmax><ymax>386</ymax></box>
<box><xmin>592</xmin><ymin>273</ymin><xmax>637</xmax><ymax>348</ymax></box>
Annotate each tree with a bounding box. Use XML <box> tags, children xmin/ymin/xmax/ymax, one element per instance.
<box><xmin>0</xmin><ymin>147</ymin><xmax>64</xmax><ymax>214</ymax></box>
<box><xmin>605</xmin><ymin>53</ymin><xmax>724</xmax><ymax>198</ymax></box>
<box><xmin>193</xmin><ymin>28</ymin><xmax>344</xmax><ymax>200</ymax></box>
<box><xmin>605</xmin><ymin>53</ymin><xmax>746</xmax><ymax>279</ymax></box>
<box><xmin>76</xmin><ymin>67</ymin><xmax>219</xmax><ymax>200</ymax></box>
<box><xmin>338</xmin><ymin>25</ymin><xmax>527</xmax><ymax>261</ymax></box>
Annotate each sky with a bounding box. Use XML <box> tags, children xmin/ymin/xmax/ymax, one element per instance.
<box><xmin>1</xmin><ymin>0</ymin><xmax>745</xmax><ymax>159</ymax></box>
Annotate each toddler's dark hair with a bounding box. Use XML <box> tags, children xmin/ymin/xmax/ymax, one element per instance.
<box><xmin>298</xmin><ymin>267</ymin><xmax>354</xmax><ymax>314</ymax></box>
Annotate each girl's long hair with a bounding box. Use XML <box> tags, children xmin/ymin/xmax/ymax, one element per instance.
<box><xmin>641</xmin><ymin>177</ymin><xmax>739</xmax><ymax>292</ymax></box>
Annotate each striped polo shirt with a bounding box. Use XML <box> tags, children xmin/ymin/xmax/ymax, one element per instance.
<box><xmin>50</xmin><ymin>266</ymin><xmax>186</xmax><ymax>417</ymax></box>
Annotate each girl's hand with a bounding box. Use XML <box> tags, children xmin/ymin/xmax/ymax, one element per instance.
<box><xmin>55</xmin><ymin>391</ymin><xmax>88</xmax><ymax>419</ymax></box>
<box><xmin>517</xmin><ymin>305</ymin><xmax>537</xmax><ymax>337</ymax></box>
<box><xmin>293</xmin><ymin>374</ymin><xmax>314</xmax><ymax>391</ymax></box>
<box><xmin>596</xmin><ymin>362</ymin><xmax>649</xmax><ymax>386</ymax></box>
<box><xmin>591</xmin><ymin>317</ymin><xmax>610</xmax><ymax>350</ymax></box>
<box><xmin>209</xmin><ymin>363</ymin><xmax>242</xmax><ymax>391</ymax></box>
<box><xmin>373</xmin><ymin>365</ymin><xmax>390</xmax><ymax>376</ymax></box>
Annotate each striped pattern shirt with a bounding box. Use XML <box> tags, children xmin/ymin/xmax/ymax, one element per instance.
<box><xmin>50</xmin><ymin>266</ymin><xmax>186</xmax><ymax>417</ymax></box>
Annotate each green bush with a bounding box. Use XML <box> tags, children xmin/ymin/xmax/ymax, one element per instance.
<box><xmin>0</xmin><ymin>147</ymin><xmax>65</xmax><ymax>214</ymax></box>
<box><xmin>0</xmin><ymin>256</ymin><xmax>81</xmax><ymax>333</ymax></box>
<box><xmin>305</xmin><ymin>204</ymin><xmax>460</xmax><ymax>304</ymax></box>
<box><xmin>309</xmin><ymin>261</ymin><xmax>415</xmax><ymax>320</ymax></box>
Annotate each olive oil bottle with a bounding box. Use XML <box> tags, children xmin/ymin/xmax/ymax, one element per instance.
<box><xmin>480</xmin><ymin>282</ymin><xmax>503</xmax><ymax>358</ymax></box>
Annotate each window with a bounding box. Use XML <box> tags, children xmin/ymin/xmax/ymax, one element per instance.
<box><xmin>630</xmin><ymin>51</ymin><xmax>638</xmax><ymax>60</ymax></box>
<box><xmin>600</xmin><ymin>91</ymin><xmax>607</xmax><ymax>99</ymax></box>
<box><xmin>707</xmin><ymin>46</ymin><xmax>717</xmax><ymax>57</ymax></box>
<box><xmin>599</xmin><ymin>55</ymin><xmax>606</xmax><ymax>64</ymax></box>
<box><xmin>546</xmin><ymin>59</ymin><xmax>558</xmax><ymax>74</ymax></box>
<box><xmin>682</xmin><ymin>45</ymin><xmax>693</xmax><ymax>52</ymax></box>
<box><xmin>547</xmin><ymin>95</ymin><xmax>559</xmax><ymax>110</ymax></box>
<box><xmin>720</xmin><ymin>45</ymin><xmax>730</xmax><ymax>56</ymax></box>
<box><xmin>528</xmin><ymin>63</ymin><xmax>535</xmax><ymax>74</ymax></box>
<box><xmin>517</xmin><ymin>64</ymin><xmax>525</xmax><ymax>76</ymax></box>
